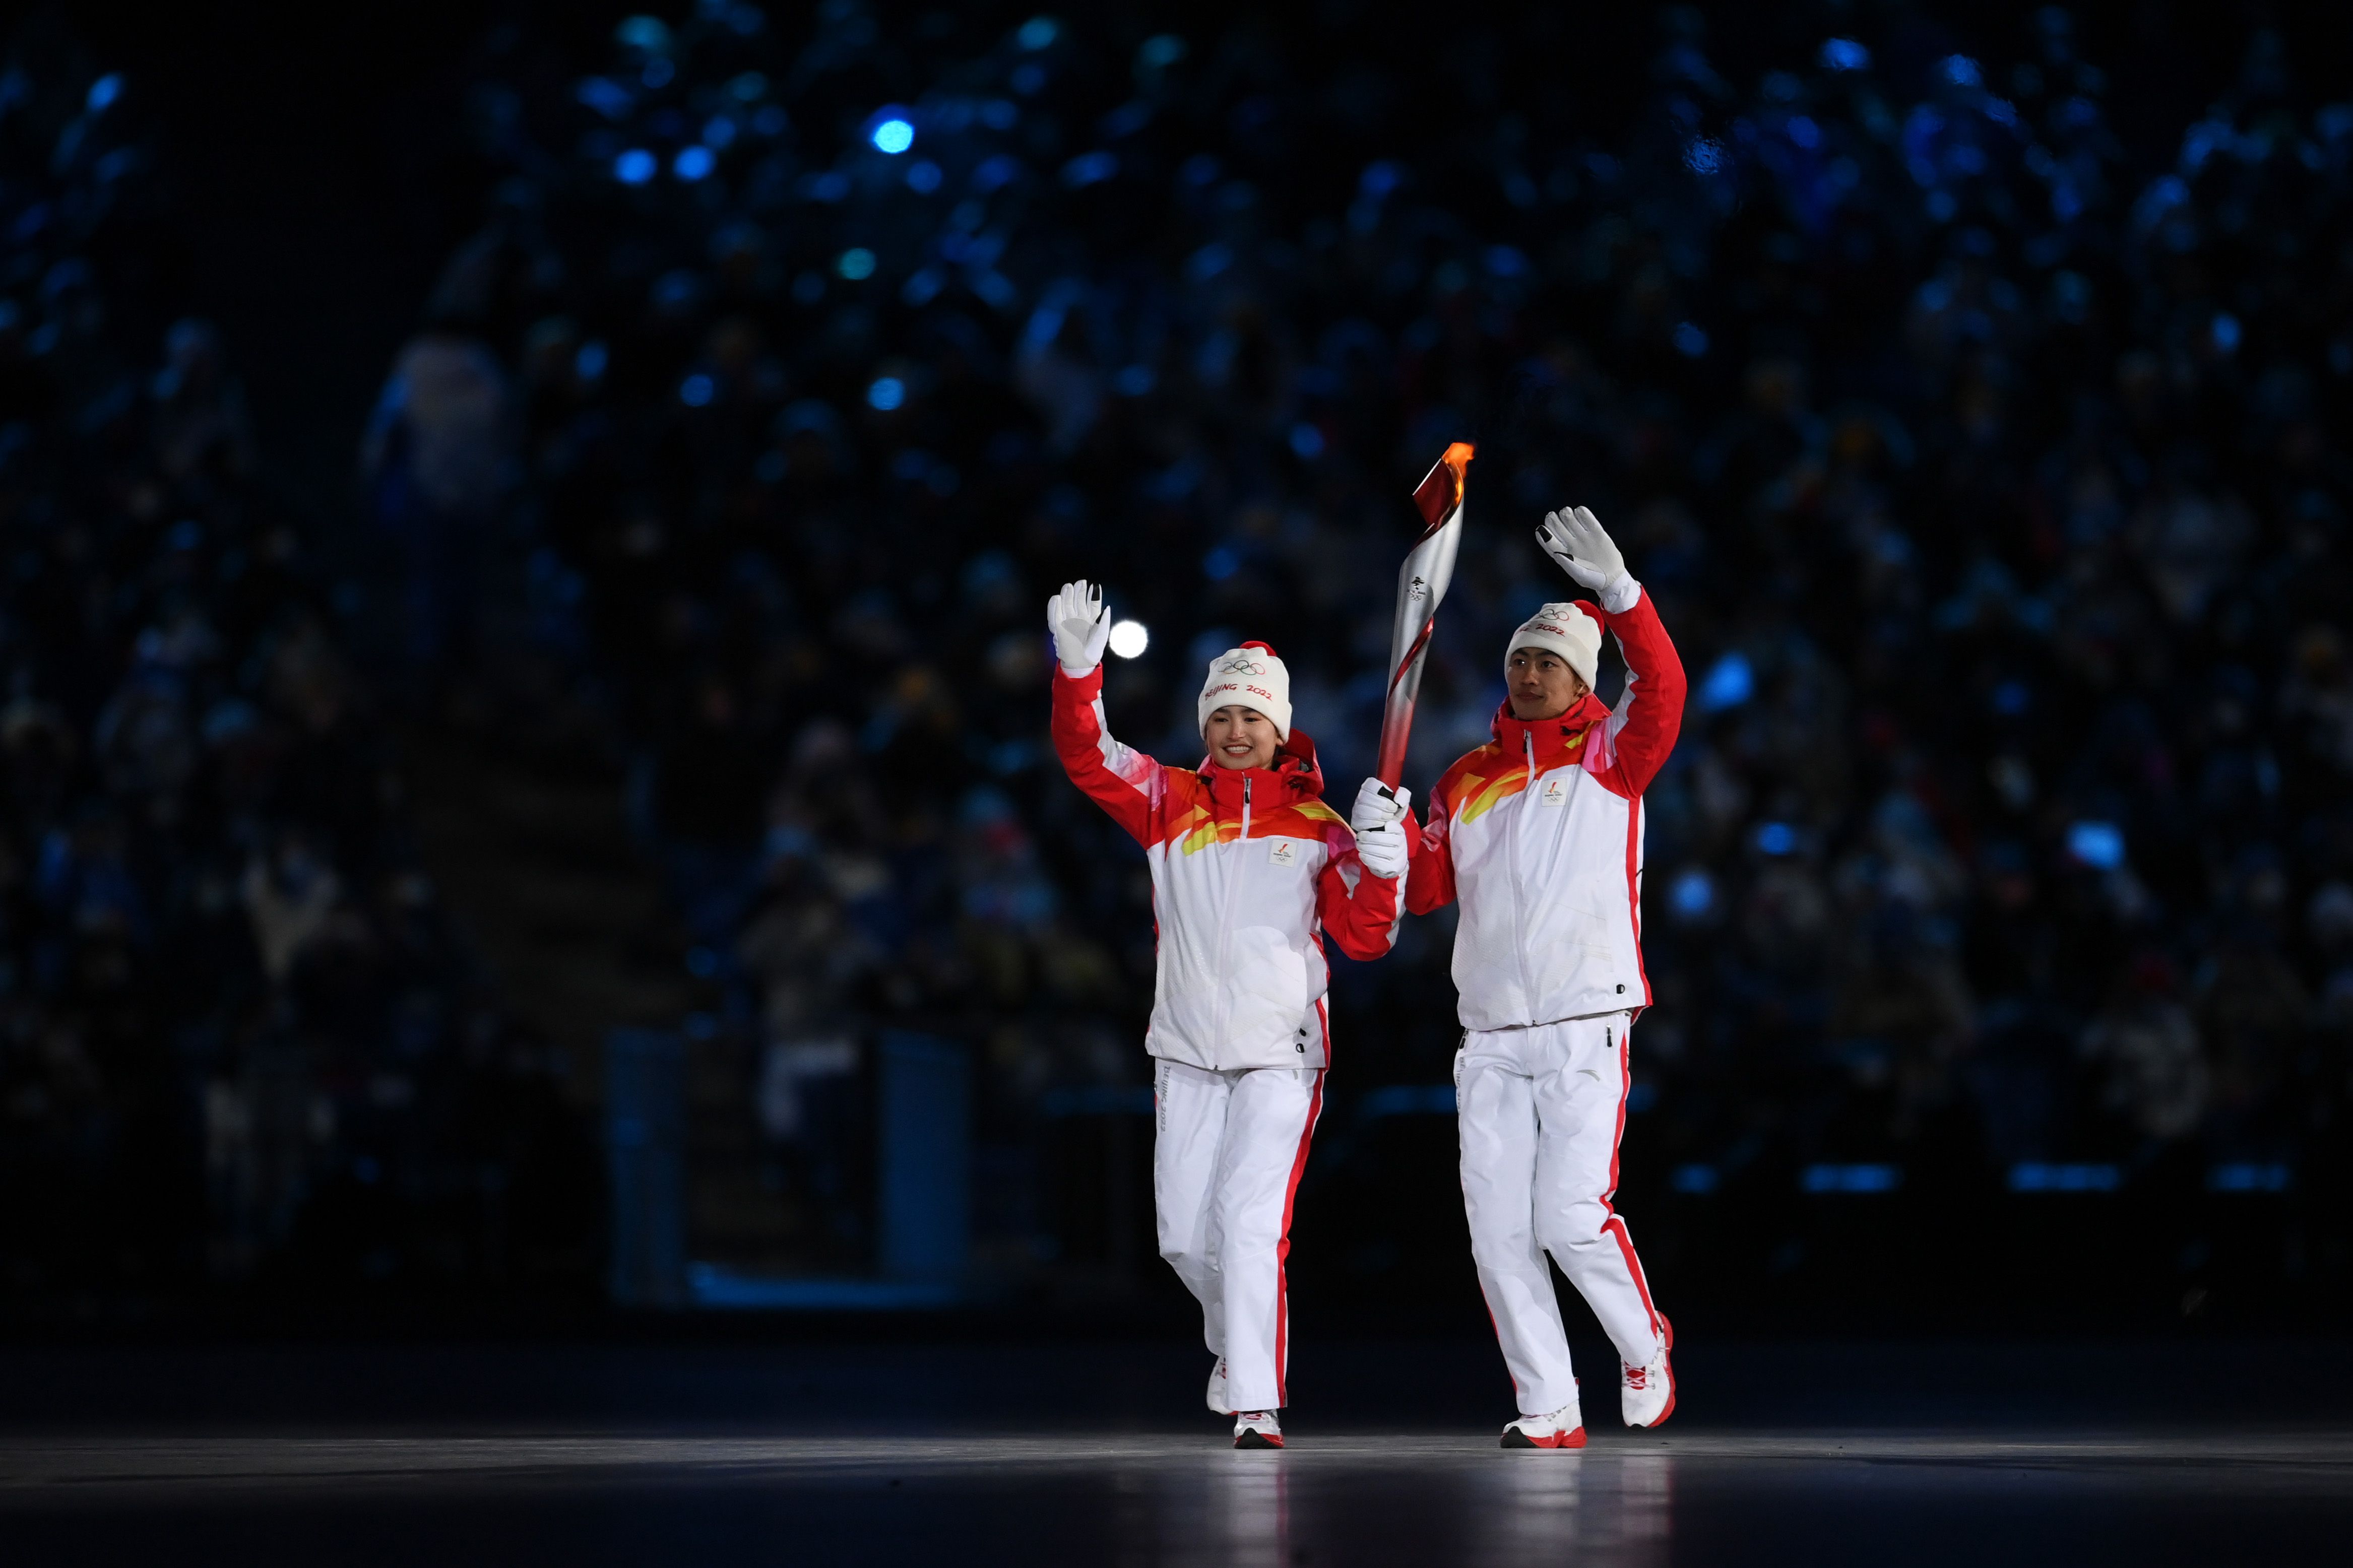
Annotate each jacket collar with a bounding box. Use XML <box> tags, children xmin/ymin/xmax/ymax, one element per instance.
<box><xmin>1198</xmin><ymin>728</ymin><xmax>1326</xmax><ymax>807</ymax></box>
<box><xmin>1490</xmin><ymin>694</ymin><xmax>1609</xmax><ymax>765</ymax></box>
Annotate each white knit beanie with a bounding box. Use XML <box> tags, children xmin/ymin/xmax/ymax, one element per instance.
<box><xmin>1507</xmin><ymin>602</ymin><xmax>1602</xmax><ymax>692</ymax></box>
<box><xmin>1198</xmin><ymin>641</ymin><xmax>1292</xmax><ymax>740</ymax></box>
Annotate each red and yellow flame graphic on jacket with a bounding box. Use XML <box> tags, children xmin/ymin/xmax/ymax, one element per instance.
<box><xmin>1160</xmin><ymin>773</ymin><xmax>1347</xmax><ymax>858</ymax></box>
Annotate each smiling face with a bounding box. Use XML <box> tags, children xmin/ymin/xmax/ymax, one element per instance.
<box><xmin>1506</xmin><ymin>646</ymin><xmax>1590</xmax><ymax>722</ymax></box>
<box><xmin>1203</xmin><ymin>705</ymin><xmax>1281</xmax><ymax>770</ymax></box>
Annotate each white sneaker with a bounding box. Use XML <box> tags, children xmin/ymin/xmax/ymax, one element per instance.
<box><xmin>1500</xmin><ymin>1400</ymin><xmax>1586</xmax><ymax>1449</ymax></box>
<box><xmin>1233</xmin><ymin>1410</ymin><xmax>1284</xmax><ymax>1449</ymax></box>
<box><xmin>1206</xmin><ymin>1357</ymin><xmax>1233</xmax><ymax>1415</ymax></box>
<box><xmin>1621</xmin><ymin>1317</ymin><xmax>1676</xmax><ymax>1428</ymax></box>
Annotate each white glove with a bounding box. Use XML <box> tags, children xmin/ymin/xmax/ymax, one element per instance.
<box><xmin>1537</xmin><ymin>506</ymin><xmax>1635</xmax><ymax>609</ymax></box>
<box><xmin>1046</xmin><ymin>579</ymin><xmax>1109</xmax><ymax>674</ymax></box>
<box><xmin>1350</xmin><ymin>777</ymin><xmax>1412</xmax><ymax>880</ymax></box>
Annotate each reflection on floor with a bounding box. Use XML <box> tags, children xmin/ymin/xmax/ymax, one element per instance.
<box><xmin>1</xmin><ymin>1341</ymin><xmax>2348</xmax><ymax>1565</ymax></box>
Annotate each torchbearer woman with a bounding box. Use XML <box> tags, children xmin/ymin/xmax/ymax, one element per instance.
<box><xmin>1376</xmin><ymin>506</ymin><xmax>1688</xmax><ymax>1449</ymax></box>
<box><xmin>1048</xmin><ymin>581</ymin><xmax>1409</xmax><ymax>1449</ymax></box>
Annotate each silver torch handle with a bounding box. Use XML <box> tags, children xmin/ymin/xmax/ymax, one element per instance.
<box><xmin>1374</xmin><ymin>442</ymin><xmax>1473</xmax><ymax>789</ymax></box>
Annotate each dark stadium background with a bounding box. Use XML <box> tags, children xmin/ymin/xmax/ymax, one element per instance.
<box><xmin>6</xmin><ymin>0</ymin><xmax>2352</xmax><ymax>1348</ymax></box>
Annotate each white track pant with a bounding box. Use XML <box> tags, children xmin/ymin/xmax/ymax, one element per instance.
<box><xmin>1154</xmin><ymin>1060</ymin><xmax>1324</xmax><ymax>1413</ymax></box>
<box><xmin>1457</xmin><ymin>1014</ymin><xmax>1666</xmax><ymax>1416</ymax></box>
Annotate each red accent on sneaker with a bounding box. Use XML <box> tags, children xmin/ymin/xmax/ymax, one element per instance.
<box><xmin>1626</xmin><ymin>1322</ymin><xmax>1677</xmax><ymax>1429</ymax></box>
<box><xmin>1502</xmin><ymin>1422</ymin><xmax>1587</xmax><ymax>1449</ymax></box>
<box><xmin>1649</xmin><ymin>1362</ymin><xmax>1677</xmax><ymax>1427</ymax></box>
<box><xmin>1650</xmin><ymin>1311</ymin><xmax>1677</xmax><ymax>1426</ymax></box>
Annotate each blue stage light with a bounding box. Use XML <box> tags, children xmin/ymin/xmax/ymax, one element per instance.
<box><xmin>1061</xmin><ymin>151</ymin><xmax>1117</xmax><ymax>187</ymax></box>
<box><xmin>1138</xmin><ymin>35</ymin><xmax>1187</xmax><ymax>72</ymax></box>
<box><xmin>2207</xmin><ymin>1162</ymin><xmax>2292</xmax><ymax>1193</ymax></box>
<box><xmin>577</xmin><ymin>77</ymin><xmax>631</xmax><ymax>119</ymax></box>
<box><xmin>1696</xmin><ymin>651</ymin><xmax>1751</xmax><ymax>710</ymax></box>
<box><xmin>1819</xmin><ymin>38</ymin><xmax>1870</xmax><ymax>72</ymax></box>
<box><xmin>2009</xmin><ymin>1163</ymin><xmax>2122</xmax><ymax>1193</ymax></box>
<box><xmin>1802</xmin><ymin>1163</ymin><xmax>1901</xmax><ymax>1193</ymax></box>
<box><xmin>2067</xmin><ymin>820</ymin><xmax>2124</xmax><ymax>870</ymax></box>
<box><xmin>1671</xmin><ymin>869</ymin><xmax>1715</xmax><ymax>918</ymax></box>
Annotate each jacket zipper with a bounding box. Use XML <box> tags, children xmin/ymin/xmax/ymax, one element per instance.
<box><xmin>1211</xmin><ymin>774</ymin><xmax>1252</xmax><ymax>1067</ymax></box>
<box><xmin>1510</xmin><ymin>732</ymin><xmax>1537</xmax><ymax>1016</ymax></box>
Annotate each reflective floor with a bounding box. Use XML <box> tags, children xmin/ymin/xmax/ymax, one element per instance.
<box><xmin>2</xmin><ymin>1340</ymin><xmax>2348</xmax><ymax>1564</ymax></box>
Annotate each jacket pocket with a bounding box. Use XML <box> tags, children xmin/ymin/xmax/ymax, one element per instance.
<box><xmin>1223</xmin><ymin>926</ymin><xmax>1309</xmax><ymax>1051</ymax></box>
<box><xmin>1568</xmin><ymin>887</ymin><xmax>1622</xmax><ymax>958</ymax></box>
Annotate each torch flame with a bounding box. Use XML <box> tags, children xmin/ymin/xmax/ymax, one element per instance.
<box><xmin>1411</xmin><ymin>442</ymin><xmax>1476</xmax><ymax>532</ymax></box>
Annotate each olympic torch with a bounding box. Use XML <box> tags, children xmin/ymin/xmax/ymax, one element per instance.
<box><xmin>1373</xmin><ymin>441</ymin><xmax>1473</xmax><ymax>789</ymax></box>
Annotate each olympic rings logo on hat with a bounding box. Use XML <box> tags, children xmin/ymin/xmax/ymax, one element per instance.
<box><xmin>1216</xmin><ymin>654</ymin><xmax>1267</xmax><ymax>675</ymax></box>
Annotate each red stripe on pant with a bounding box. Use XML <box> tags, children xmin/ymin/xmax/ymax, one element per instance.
<box><xmin>1600</xmin><ymin>1025</ymin><xmax>1663</xmax><ymax>1342</ymax></box>
<box><xmin>1271</xmin><ymin>1071</ymin><xmax>1325</xmax><ymax>1407</ymax></box>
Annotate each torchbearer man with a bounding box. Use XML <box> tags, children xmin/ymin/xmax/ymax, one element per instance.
<box><xmin>1367</xmin><ymin>506</ymin><xmax>1687</xmax><ymax>1449</ymax></box>
<box><xmin>1047</xmin><ymin>582</ymin><xmax>1409</xmax><ymax>1449</ymax></box>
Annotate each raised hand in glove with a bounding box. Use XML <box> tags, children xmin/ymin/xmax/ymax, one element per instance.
<box><xmin>1047</xmin><ymin>579</ymin><xmax>1110</xmax><ymax>674</ymax></box>
<box><xmin>1536</xmin><ymin>506</ymin><xmax>1637</xmax><ymax>611</ymax></box>
<box><xmin>1350</xmin><ymin>777</ymin><xmax>1413</xmax><ymax>880</ymax></box>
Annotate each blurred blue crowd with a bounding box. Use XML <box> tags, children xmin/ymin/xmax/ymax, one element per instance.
<box><xmin>362</xmin><ymin>0</ymin><xmax>2353</xmax><ymax>1288</ymax></box>
<box><xmin>390</xmin><ymin>2</ymin><xmax>2350</xmax><ymax>1290</ymax></box>
<box><xmin>0</xmin><ymin>35</ymin><xmax>588</xmax><ymax>1300</ymax></box>
<box><xmin>5</xmin><ymin>2</ymin><xmax>2349</xmax><ymax>1309</ymax></box>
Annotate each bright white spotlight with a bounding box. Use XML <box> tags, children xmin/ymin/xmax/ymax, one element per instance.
<box><xmin>1108</xmin><ymin>619</ymin><xmax>1150</xmax><ymax>659</ymax></box>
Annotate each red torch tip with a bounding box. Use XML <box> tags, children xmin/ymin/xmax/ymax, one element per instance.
<box><xmin>1412</xmin><ymin>442</ymin><xmax>1476</xmax><ymax>528</ymax></box>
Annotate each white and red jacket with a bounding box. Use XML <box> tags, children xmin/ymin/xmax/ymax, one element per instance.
<box><xmin>1051</xmin><ymin>666</ymin><xmax>1402</xmax><ymax>1071</ymax></box>
<box><xmin>1407</xmin><ymin>586</ymin><xmax>1686</xmax><ymax>1030</ymax></box>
